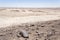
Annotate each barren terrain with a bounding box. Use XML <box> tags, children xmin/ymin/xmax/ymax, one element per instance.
<box><xmin>0</xmin><ymin>8</ymin><xmax>60</xmax><ymax>40</ymax></box>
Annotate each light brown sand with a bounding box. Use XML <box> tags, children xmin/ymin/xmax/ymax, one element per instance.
<box><xmin>0</xmin><ymin>8</ymin><xmax>60</xmax><ymax>40</ymax></box>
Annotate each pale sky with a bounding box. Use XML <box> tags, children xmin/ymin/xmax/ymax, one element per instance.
<box><xmin>0</xmin><ymin>0</ymin><xmax>60</xmax><ymax>8</ymax></box>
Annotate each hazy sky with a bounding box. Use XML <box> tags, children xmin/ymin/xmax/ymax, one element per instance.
<box><xmin>0</xmin><ymin>0</ymin><xmax>60</xmax><ymax>8</ymax></box>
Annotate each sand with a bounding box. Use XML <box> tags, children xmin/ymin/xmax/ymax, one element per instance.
<box><xmin>0</xmin><ymin>8</ymin><xmax>60</xmax><ymax>40</ymax></box>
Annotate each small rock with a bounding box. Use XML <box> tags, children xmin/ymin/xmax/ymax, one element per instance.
<box><xmin>20</xmin><ymin>29</ymin><xmax>29</xmax><ymax>38</ymax></box>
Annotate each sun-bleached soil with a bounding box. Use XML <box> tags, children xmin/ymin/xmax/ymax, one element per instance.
<box><xmin>0</xmin><ymin>8</ymin><xmax>60</xmax><ymax>40</ymax></box>
<box><xmin>0</xmin><ymin>15</ymin><xmax>60</xmax><ymax>28</ymax></box>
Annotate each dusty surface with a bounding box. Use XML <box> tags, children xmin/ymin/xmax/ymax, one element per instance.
<box><xmin>0</xmin><ymin>8</ymin><xmax>60</xmax><ymax>40</ymax></box>
<box><xmin>0</xmin><ymin>15</ymin><xmax>60</xmax><ymax>28</ymax></box>
<box><xmin>0</xmin><ymin>8</ymin><xmax>60</xmax><ymax>17</ymax></box>
<box><xmin>0</xmin><ymin>20</ymin><xmax>60</xmax><ymax>40</ymax></box>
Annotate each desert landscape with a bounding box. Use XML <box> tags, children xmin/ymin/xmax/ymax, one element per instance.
<box><xmin>0</xmin><ymin>8</ymin><xmax>60</xmax><ymax>40</ymax></box>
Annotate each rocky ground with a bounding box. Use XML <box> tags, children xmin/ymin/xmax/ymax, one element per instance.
<box><xmin>0</xmin><ymin>20</ymin><xmax>60</xmax><ymax>40</ymax></box>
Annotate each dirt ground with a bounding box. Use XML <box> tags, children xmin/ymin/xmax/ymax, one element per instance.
<box><xmin>0</xmin><ymin>8</ymin><xmax>60</xmax><ymax>40</ymax></box>
<box><xmin>0</xmin><ymin>8</ymin><xmax>60</xmax><ymax>17</ymax></box>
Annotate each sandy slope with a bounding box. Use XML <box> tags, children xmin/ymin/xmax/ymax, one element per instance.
<box><xmin>0</xmin><ymin>15</ymin><xmax>60</xmax><ymax>28</ymax></box>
